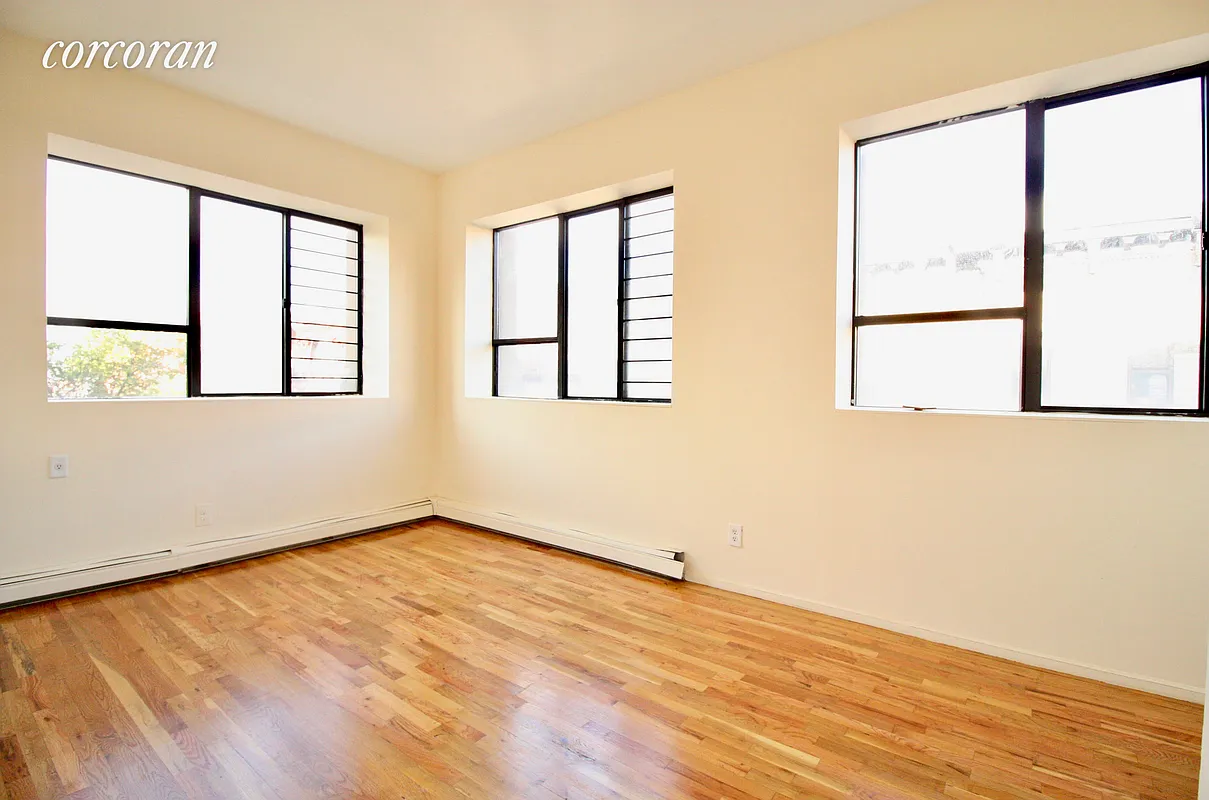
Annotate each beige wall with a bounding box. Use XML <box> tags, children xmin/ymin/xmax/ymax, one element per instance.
<box><xmin>436</xmin><ymin>0</ymin><xmax>1209</xmax><ymax>694</ymax></box>
<box><xmin>0</xmin><ymin>30</ymin><xmax>437</xmax><ymax>576</ymax></box>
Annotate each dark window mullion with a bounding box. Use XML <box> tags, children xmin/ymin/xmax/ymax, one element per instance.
<box><xmin>355</xmin><ymin>222</ymin><xmax>365</xmax><ymax>396</ymax></box>
<box><xmin>854</xmin><ymin>307</ymin><xmax>1023</xmax><ymax>326</ymax></box>
<box><xmin>1199</xmin><ymin>74</ymin><xmax>1209</xmax><ymax>413</ymax></box>
<box><xmin>491</xmin><ymin>228</ymin><xmax>498</xmax><ymax>397</ymax></box>
<box><xmin>617</xmin><ymin>200</ymin><xmax>626</xmax><ymax>401</ymax></box>
<box><xmin>1021</xmin><ymin>100</ymin><xmax>1045</xmax><ymax>412</ymax></box>
<box><xmin>557</xmin><ymin>214</ymin><xmax>569</xmax><ymax>399</ymax></box>
<box><xmin>187</xmin><ymin>187</ymin><xmax>201</xmax><ymax>397</ymax></box>
<box><xmin>283</xmin><ymin>214</ymin><xmax>293</xmax><ymax>396</ymax></box>
<box><xmin>46</xmin><ymin>317</ymin><xmax>188</xmax><ymax>333</ymax></box>
<box><xmin>850</xmin><ymin>144</ymin><xmax>861</xmax><ymax>406</ymax></box>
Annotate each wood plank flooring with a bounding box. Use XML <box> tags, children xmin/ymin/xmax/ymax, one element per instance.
<box><xmin>0</xmin><ymin>519</ymin><xmax>1201</xmax><ymax>799</ymax></box>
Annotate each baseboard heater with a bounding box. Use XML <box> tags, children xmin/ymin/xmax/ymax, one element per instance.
<box><xmin>0</xmin><ymin>498</ymin><xmax>684</xmax><ymax>608</ymax></box>
<box><xmin>0</xmin><ymin>500</ymin><xmax>435</xmax><ymax>608</ymax></box>
<box><xmin>432</xmin><ymin>498</ymin><xmax>685</xmax><ymax>580</ymax></box>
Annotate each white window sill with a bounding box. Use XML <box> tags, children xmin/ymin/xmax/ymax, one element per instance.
<box><xmin>48</xmin><ymin>394</ymin><xmax>382</xmax><ymax>404</ymax></box>
<box><xmin>472</xmin><ymin>395</ymin><xmax>672</xmax><ymax>408</ymax></box>
<box><xmin>838</xmin><ymin>403</ymin><xmax>1206</xmax><ymax>423</ymax></box>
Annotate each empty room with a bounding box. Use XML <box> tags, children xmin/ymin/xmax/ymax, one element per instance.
<box><xmin>2</xmin><ymin>1</ymin><xmax>1209</xmax><ymax>798</ymax></box>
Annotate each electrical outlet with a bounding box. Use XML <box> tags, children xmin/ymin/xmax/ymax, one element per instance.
<box><xmin>728</xmin><ymin>523</ymin><xmax>743</xmax><ymax>548</ymax></box>
<box><xmin>195</xmin><ymin>504</ymin><xmax>214</xmax><ymax>527</ymax></box>
<box><xmin>48</xmin><ymin>455</ymin><xmax>69</xmax><ymax>479</ymax></box>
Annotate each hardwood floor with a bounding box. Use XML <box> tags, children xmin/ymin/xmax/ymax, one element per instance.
<box><xmin>0</xmin><ymin>520</ymin><xmax>1201</xmax><ymax>799</ymax></box>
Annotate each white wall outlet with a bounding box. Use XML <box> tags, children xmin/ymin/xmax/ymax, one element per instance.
<box><xmin>48</xmin><ymin>455</ymin><xmax>69</xmax><ymax>479</ymax></box>
<box><xmin>728</xmin><ymin>523</ymin><xmax>743</xmax><ymax>548</ymax></box>
<box><xmin>195</xmin><ymin>504</ymin><xmax>214</xmax><ymax>527</ymax></box>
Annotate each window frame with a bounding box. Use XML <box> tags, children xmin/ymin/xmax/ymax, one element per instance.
<box><xmin>45</xmin><ymin>155</ymin><xmax>365</xmax><ymax>399</ymax></box>
<box><xmin>491</xmin><ymin>186</ymin><xmax>674</xmax><ymax>404</ymax></box>
<box><xmin>851</xmin><ymin>61</ymin><xmax>1209</xmax><ymax>417</ymax></box>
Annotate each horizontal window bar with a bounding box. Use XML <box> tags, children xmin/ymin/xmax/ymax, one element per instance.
<box><xmin>291</xmin><ymin>356</ymin><xmax>358</xmax><ymax>363</ymax></box>
<box><xmin>197</xmin><ymin>391</ymin><xmax>284</xmax><ymax>398</ymax></box>
<box><xmin>1039</xmin><ymin>405</ymin><xmax>1206</xmax><ymax>417</ymax></box>
<box><xmin>287</xmin><ymin>225</ymin><xmax>356</xmax><ymax>244</ymax></box>
<box><xmin>47</xmin><ymin>316</ymin><xmax>189</xmax><ymax>333</ymax></box>
<box><xmin>625</xmin><ymin>250</ymin><xmax>674</xmax><ymax>260</ymax></box>
<box><xmin>626</xmin><ymin>207</ymin><xmax>673</xmax><ymax>221</ymax></box>
<box><xmin>48</xmin><ymin>154</ymin><xmax>188</xmax><ymax>191</ymax></box>
<box><xmin>625</xmin><ymin>228</ymin><xmax>674</xmax><ymax>242</ymax></box>
<box><xmin>290</xmin><ymin>245</ymin><xmax>359</xmax><ymax>263</ymax></box>
<box><xmin>493</xmin><ymin>337</ymin><xmax>559</xmax><ymax>346</ymax></box>
<box><xmin>625</xmin><ymin>380</ymin><xmax>673</xmax><ymax>385</ymax></box>
<box><xmin>290</xmin><ymin>300</ymin><xmax>358</xmax><ymax>313</ymax></box>
<box><xmin>290</xmin><ymin>336</ymin><xmax>359</xmax><ymax>344</ymax></box>
<box><xmin>854</xmin><ymin>105</ymin><xmax>1021</xmax><ymax>148</ymax></box>
<box><xmin>290</xmin><ymin>281</ymin><xmax>358</xmax><ymax>295</ymax></box>
<box><xmin>289</xmin><ymin>258</ymin><xmax>359</xmax><ymax>279</ymax></box>
<box><xmin>854</xmin><ymin>307</ymin><xmax>1024</xmax><ymax>326</ymax></box>
<box><xmin>625</xmin><ymin>272</ymin><xmax>673</xmax><ymax>281</ymax></box>
<box><xmin>622</xmin><ymin>336</ymin><xmax>674</xmax><ymax>342</ymax></box>
<box><xmin>290</xmin><ymin>322</ymin><xmax>359</xmax><ymax>331</ymax></box>
<box><xmin>564</xmin><ymin>199</ymin><xmax>623</xmax><ymax>220</ymax></box>
<box><xmin>1041</xmin><ymin>59</ymin><xmax>1209</xmax><ymax>110</ymax></box>
<box><xmin>625</xmin><ymin>315</ymin><xmax>674</xmax><ymax>322</ymax></box>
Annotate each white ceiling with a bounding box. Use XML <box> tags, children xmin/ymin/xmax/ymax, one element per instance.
<box><xmin>0</xmin><ymin>0</ymin><xmax>930</xmax><ymax>171</ymax></box>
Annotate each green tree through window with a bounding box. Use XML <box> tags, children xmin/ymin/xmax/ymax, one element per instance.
<box><xmin>47</xmin><ymin>328</ymin><xmax>186</xmax><ymax>399</ymax></box>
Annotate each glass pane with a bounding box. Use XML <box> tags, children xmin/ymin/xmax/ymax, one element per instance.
<box><xmin>47</xmin><ymin>326</ymin><xmax>186</xmax><ymax>400</ymax></box>
<box><xmin>292</xmin><ymin>322</ymin><xmax>358</xmax><ymax>344</ymax></box>
<box><xmin>627</xmin><ymin>231</ymin><xmax>673</xmax><ymax>258</ymax></box>
<box><xmin>497</xmin><ymin>343</ymin><xmax>557</xmax><ymax>399</ymax></box>
<box><xmin>200</xmin><ymin>198</ymin><xmax>284</xmax><ymax>394</ymax></box>
<box><xmin>1041</xmin><ymin>79</ymin><xmax>1204</xmax><ymax>410</ymax></box>
<box><xmin>625</xmin><ymin>339</ymin><xmax>672</xmax><ymax>361</ymax></box>
<box><xmin>628</xmin><ymin>194</ymin><xmax>673</xmax><ymax>216</ymax></box>
<box><xmin>290</xmin><ymin>248</ymin><xmax>357</xmax><ymax>276</ymax></box>
<box><xmin>292</xmin><ymin>340</ymin><xmax>357</xmax><ymax>361</ymax></box>
<box><xmin>291</xmin><ymin>305</ymin><xmax>357</xmax><ymax>327</ymax></box>
<box><xmin>46</xmin><ymin>160</ymin><xmax>189</xmax><ymax>325</ymax></box>
<box><xmin>627</xmin><ymin>253</ymin><xmax>673</xmax><ymax>279</ymax></box>
<box><xmin>566</xmin><ymin>209</ymin><xmax>619</xmax><ymax>398</ymax></box>
<box><xmin>625</xmin><ymin>275</ymin><xmax>673</xmax><ymax>299</ymax></box>
<box><xmin>291</xmin><ymin>216</ymin><xmax>358</xmax><ymax>241</ymax></box>
<box><xmin>291</xmin><ymin>358</ymin><xmax>357</xmax><ymax>379</ymax></box>
<box><xmin>292</xmin><ymin>377</ymin><xmax>357</xmax><ymax>394</ymax></box>
<box><xmin>291</xmin><ymin>285</ymin><xmax>357</xmax><ymax>310</ymax></box>
<box><xmin>292</xmin><ymin>267</ymin><xmax>357</xmax><ymax>293</ymax></box>
<box><xmin>624</xmin><ymin>318</ymin><xmax>673</xmax><ymax>340</ymax></box>
<box><xmin>855</xmin><ymin>319</ymin><xmax>1022</xmax><ymax>411</ymax></box>
<box><xmin>291</xmin><ymin>229</ymin><xmax>357</xmax><ymax>259</ymax></box>
<box><xmin>495</xmin><ymin>218</ymin><xmax>558</xmax><ymax>339</ymax></box>
<box><xmin>626</xmin><ymin>361</ymin><xmax>672</xmax><ymax>383</ymax></box>
<box><xmin>626</xmin><ymin>382</ymin><xmax>671</xmax><ymax>401</ymax></box>
<box><xmin>856</xmin><ymin>111</ymin><xmax>1025</xmax><ymax>315</ymax></box>
<box><xmin>625</xmin><ymin>296</ymin><xmax>672</xmax><ymax>320</ymax></box>
<box><xmin>627</xmin><ymin>209</ymin><xmax>674</xmax><ymax>238</ymax></box>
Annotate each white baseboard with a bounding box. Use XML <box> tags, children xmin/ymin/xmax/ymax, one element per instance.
<box><xmin>695</xmin><ymin>575</ymin><xmax>1204</xmax><ymax>704</ymax></box>
<box><xmin>431</xmin><ymin>498</ymin><xmax>685</xmax><ymax>580</ymax></box>
<box><xmin>0</xmin><ymin>499</ymin><xmax>434</xmax><ymax>607</ymax></box>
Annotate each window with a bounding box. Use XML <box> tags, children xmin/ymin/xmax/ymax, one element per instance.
<box><xmin>492</xmin><ymin>188</ymin><xmax>673</xmax><ymax>402</ymax></box>
<box><xmin>45</xmin><ymin>157</ymin><xmax>363</xmax><ymax>399</ymax></box>
<box><xmin>852</xmin><ymin>63</ymin><xmax>1208</xmax><ymax>415</ymax></box>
